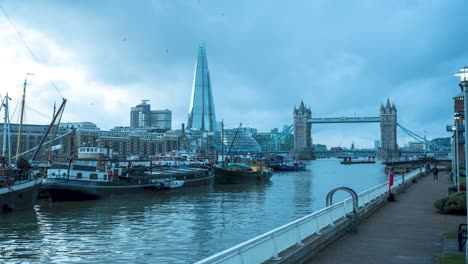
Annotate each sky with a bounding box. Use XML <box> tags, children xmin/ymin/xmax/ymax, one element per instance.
<box><xmin>0</xmin><ymin>0</ymin><xmax>467</xmax><ymax>149</ymax></box>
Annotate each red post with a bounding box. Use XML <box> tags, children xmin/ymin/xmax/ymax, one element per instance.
<box><xmin>388</xmin><ymin>169</ymin><xmax>394</xmax><ymax>195</ymax></box>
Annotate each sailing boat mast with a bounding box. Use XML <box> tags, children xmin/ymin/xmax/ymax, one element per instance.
<box><xmin>15</xmin><ymin>73</ymin><xmax>33</xmax><ymax>159</ymax></box>
<box><xmin>221</xmin><ymin>120</ymin><xmax>224</xmax><ymax>166</ymax></box>
<box><xmin>226</xmin><ymin>123</ymin><xmax>241</xmax><ymax>162</ymax></box>
<box><xmin>2</xmin><ymin>94</ymin><xmax>10</xmax><ymax>163</ymax></box>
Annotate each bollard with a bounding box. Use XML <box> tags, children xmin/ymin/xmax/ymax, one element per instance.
<box><xmin>388</xmin><ymin>168</ymin><xmax>395</xmax><ymax>202</ymax></box>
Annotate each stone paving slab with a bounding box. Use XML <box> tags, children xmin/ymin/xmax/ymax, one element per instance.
<box><xmin>308</xmin><ymin>171</ymin><xmax>466</xmax><ymax>264</ymax></box>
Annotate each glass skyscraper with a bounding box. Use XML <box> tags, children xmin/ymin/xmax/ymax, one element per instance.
<box><xmin>187</xmin><ymin>42</ymin><xmax>217</xmax><ymax>132</ymax></box>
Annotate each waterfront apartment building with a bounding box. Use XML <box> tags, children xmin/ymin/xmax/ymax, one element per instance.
<box><xmin>0</xmin><ymin>123</ymin><xmax>73</xmax><ymax>161</ymax></box>
<box><xmin>61</xmin><ymin>122</ymin><xmax>181</xmax><ymax>159</ymax></box>
<box><xmin>408</xmin><ymin>141</ymin><xmax>424</xmax><ymax>150</ymax></box>
<box><xmin>130</xmin><ymin>100</ymin><xmax>171</xmax><ymax>131</ymax></box>
<box><xmin>187</xmin><ymin>42</ymin><xmax>217</xmax><ymax>132</ymax></box>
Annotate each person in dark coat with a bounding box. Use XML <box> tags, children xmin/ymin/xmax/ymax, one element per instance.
<box><xmin>432</xmin><ymin>165</ymin><xmax>439</xmax><ymax>180</ymax></box>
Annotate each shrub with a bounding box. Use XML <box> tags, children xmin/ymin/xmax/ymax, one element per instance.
<box><xmin>435</xmin><ymin>191</ymin><xmax>467</xmax><ymax>215</ymax></box>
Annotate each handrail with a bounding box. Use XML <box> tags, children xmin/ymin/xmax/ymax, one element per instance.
<box><xmin>326</xmin><ymin>187</ymin><xmax>359</xmax><ymax>230</ymax></box>
<box><xmin>195</xmin><ymin>167</ymin><xmax>422</xmax><ymax>264</ymax></box>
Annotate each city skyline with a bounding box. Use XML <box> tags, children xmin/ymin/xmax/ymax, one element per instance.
<box><xmin>0</xmin><ymin>1</ymin><xmax>467</xmax><ymax>148</ymax></box>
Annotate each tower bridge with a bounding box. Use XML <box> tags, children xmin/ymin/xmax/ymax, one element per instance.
<box><xmin>308</xmin><ymin>116</ymin><xmax>380</xmax><ymax>124</ymax></box>
<box><xmin>291</xmin><ymin>99</ymin><xmax>398</xmax><ymax>160</ymax></box>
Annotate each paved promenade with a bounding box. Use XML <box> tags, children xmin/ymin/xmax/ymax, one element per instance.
<box><xmin>309</xmin><ymin>171</ymin><xmax>466</xmax><ymax>264</ymax></box>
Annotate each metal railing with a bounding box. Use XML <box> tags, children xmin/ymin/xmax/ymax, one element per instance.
<box><xmin>195</xmin><ymin>168</ymin><xmax>421</xmax><ymax>264</ymax></box>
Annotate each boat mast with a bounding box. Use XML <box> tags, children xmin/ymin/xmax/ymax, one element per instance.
<box><xmin>2</xmin><ymin>94</ymin><xmax>10</xmax><ymax>163</ymax></box>
<box><xmin>30</xmin><ymin>98</ymin><xmax>67</xmax><ymax>162</ymax></box>
<box><xmin>221</xmin><ymin>120</ymin><xmax>224</xmax><ymax>166</ymax></box>
<box><xmin>226</xmin><ymin>123</ymin><xmax>241</xmax><ymax>162</ymax></box>
<box><xmin>2</xmin><ymin>95</ymin><xmax>7</xmax><ymax>156</ymax></box>
<box><xmin>15</xmin><ymin>73</ymin><xmax>33</xmax><ymax>159</ymax></box>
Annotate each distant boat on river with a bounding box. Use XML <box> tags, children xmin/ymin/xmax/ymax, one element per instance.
<box><xmin>40</xmin><ymin>147</ymin><xmax>214</xmax><ymax>201</ymax></box>
<box><xmin>276</xmin><ymin>160</ymin><xmax>306</xmax><ymax>171</ymax></box>
<box><xmin>214</xmin><ymin>159</ymin><xmax>273</xmax><ymax>184</ymax></box>
<box><xmin>214</xmin><ymin>122</ymin><xmax>273</xmax><ymax>184</ymax></box>
<box><xmin>340</xmin><ymin>156</ymin><xmax>376</xmax><ymax>165</ymax></box>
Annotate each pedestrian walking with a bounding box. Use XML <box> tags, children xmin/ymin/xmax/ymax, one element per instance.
<box><xmin>425</xmin><ymin>161</ymin><xmax>431</xmax><ymax>176</ymax></box>
<box><xmin>432</xmin><ymin>165</ymin><xmax>439</xmax><ymax>180</ymax></box>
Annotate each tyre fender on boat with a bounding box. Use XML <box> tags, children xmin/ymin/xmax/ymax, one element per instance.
<box><xmin>2</xmin><ymin>178</ymin><xmax>14</xmax><ymax>187</ymax></box>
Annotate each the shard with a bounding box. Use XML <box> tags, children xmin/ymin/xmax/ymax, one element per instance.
<box><xmin>187</xmin><ymin>42</ymin><xmax>217</xmax><ymax>132</ymax></box>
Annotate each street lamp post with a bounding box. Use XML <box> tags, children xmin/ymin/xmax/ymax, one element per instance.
<box><xmin>454</xmin><ymin>113</ymin><xmax>463</xmax><ymax>192</ymax></box>
<box><xmin>454</xmin><ymin>66</ymin><xmax>468</xmax><ymax>258</ymax></box>
<box><xmin>451</xmin><ymin>135</ymin><xmax>455</xmax><ymax>185</ymax></box>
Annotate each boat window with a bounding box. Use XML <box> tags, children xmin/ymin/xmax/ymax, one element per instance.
<box><xmin>77</xmin><ymin>173</ymin><xmax>82</xmax><ymax>179</ymax></box>
<box><xmin>90</xmin><ymin>173</ymin><xmax>98</xmax><ymax>180</ymax></box>
<box><xmin>104</xmin><ymin>175</ymin><xmax>107</xmax><ymax>180</ymax></box>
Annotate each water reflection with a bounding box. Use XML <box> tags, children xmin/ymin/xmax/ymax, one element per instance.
<box><xmin>0</xmin><ymin>160</ymin><xmax>386</xmax><ymax>263</ymax></box>
<box><xmin>293</xmin><ymin>170</ymin><xmax>313</xmax><ymax>215</ymax></box>
<box><xmin>0</xmin><ymin>209</ymin><xmax>41</xmax><ymax>261</ymax></box>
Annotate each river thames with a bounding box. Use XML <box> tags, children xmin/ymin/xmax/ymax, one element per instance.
<box><xmin>0</xmin><ymin>159</ymin><xmax>388</xmax><ymax>263</ymax></box>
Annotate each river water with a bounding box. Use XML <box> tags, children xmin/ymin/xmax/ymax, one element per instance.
<box><xmin>0</xmin><ymin>159</ymin><xmax>387</xmax><ymax>263</ymax></box>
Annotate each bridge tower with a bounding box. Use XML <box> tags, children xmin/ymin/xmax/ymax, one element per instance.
<box><xmin>291</xmin><ymin>101</ymin><xmax>314</xmax><ymax>160</ymax></box>
<box><xmin>379</xmin><ymin>99</ymin><xmax>399</xmax><ymax>160</ymax></box>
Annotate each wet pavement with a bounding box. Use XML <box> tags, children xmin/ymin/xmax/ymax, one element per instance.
<box><xmin>309</xmin><ymin>171</ymin><xmax>466</xmax><ymax>264</ymax></box>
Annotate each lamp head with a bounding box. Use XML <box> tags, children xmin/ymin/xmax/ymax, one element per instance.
<box><xmin>454</xmin><ymin>112</ymin><xmax>464</xmax><ymax>122</ymax></box>
<box><xmin>455</xmin><ymin>67</ymin><xmax>468</xmax><ymax>91</ymax></box>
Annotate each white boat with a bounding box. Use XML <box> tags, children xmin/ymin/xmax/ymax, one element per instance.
<box><xmin>41</xmin><ymin>147</ymin><xmax>214</xmax><ymax>201</ymax></box>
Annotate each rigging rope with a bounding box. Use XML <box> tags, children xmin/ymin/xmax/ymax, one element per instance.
<box><xmin>0</xmin><ymin>3</ymin><xmax>64</xmax><ymax>99</ymax></box>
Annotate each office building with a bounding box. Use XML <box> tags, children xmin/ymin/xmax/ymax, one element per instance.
<box><xmin>130</xmin><ymin>100</ymin><xmax>171</xmax><ymax>131</ymax></box>
<box><xmin>187</xmin><ymin>42</ymin><xmax>217</xmax><ymax>132</ymax></box>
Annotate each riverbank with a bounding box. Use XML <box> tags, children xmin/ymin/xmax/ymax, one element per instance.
<box><xmin>309</xmin><ymin>170</ymin><xmax>465</xmax><ymax>263</ymax></box>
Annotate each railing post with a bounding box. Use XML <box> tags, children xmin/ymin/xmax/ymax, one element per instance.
<box><xmin>402</xmin><ymin>173</ymin><xmax>405</xmax><ymax>193</ymax></box>
<box><xmin>314</xmin><ymin>218</ymin><xmax>322</xmax><ymax>235</ymax></box>
<box><xmin>295</xmin><ymin>223</ymin><xmax>304</xmax><ymax>246</ymax></box>
<box><xmin>271</xmin><ymin>234</ymin><xmax>281</xmax><ymax>261</ymax></box>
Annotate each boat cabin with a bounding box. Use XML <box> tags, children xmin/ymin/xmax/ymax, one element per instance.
<box><xmin>78</xmin><ymin>147</ymin><xmax>113</xmax><ymax>159</ymax></box>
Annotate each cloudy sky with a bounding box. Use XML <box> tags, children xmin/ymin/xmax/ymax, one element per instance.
<box><xmin>0</xmin><ymin>0</ymin><xmax>467</xmax><ymax>149</ymax></box>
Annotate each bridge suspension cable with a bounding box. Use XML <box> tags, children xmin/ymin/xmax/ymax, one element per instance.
<box><xmin>260</xmin><ymin>122</ymin><xmax>448</xmax><ymax>152</ymax></box>
<box><xmin>397</xmin><ymin>123</ymin><xmax>449</xmax><ymax>151</ymax></box>
<box><xmin>260</xmin><ymin>124</ymin><xmax>294</xmax><ymax>150</ymax></box>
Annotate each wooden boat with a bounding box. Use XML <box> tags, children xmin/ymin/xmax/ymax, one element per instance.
<box><xmin>41</xmin><ymin>147</ymin><xmax>214</xmax><ymax>201</ymax></box>
<box><xmin>0</xmin><ymin>77</ymin><xmax>66</xmax><ymax>212</ymax></box>
<box><xmin>0</xmin><ymin>158</ymin><xmax>43</xmax><ymax>212</ymax></box>
<box><xmin>214</xmin><ymin>159</ymin><xmax>273</xmax><ymax>184</ymax></box>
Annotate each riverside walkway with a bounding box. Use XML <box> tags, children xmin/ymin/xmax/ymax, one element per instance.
<box><xmin>308</xmin><ymin>170</ymin><xmax>466</xmax><ymax>264</ymax></box>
